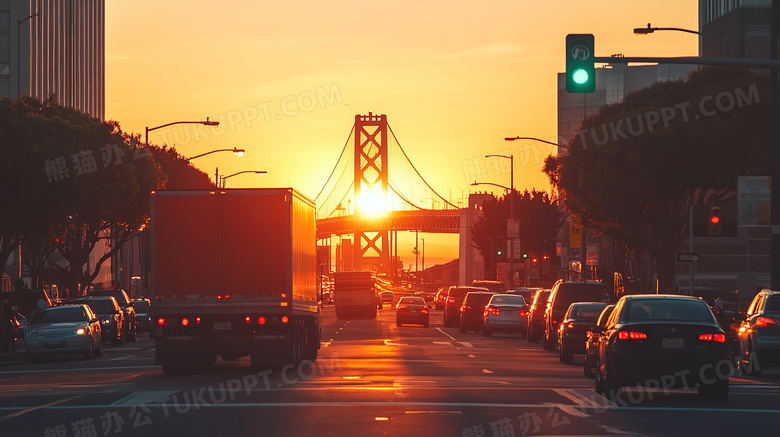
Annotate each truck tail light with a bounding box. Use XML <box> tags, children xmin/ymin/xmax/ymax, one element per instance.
<box><xmin>157</xmin><ymin>318</ymin><xmax>167</xmax><ymax>326</ymax></box>
<box><xmin>196</xmin><ymin>317</ymin><xmax>201</xmax><ymax>324</ymax></box>
<box><xmin>181</xmin><ymin>318</ymin><xmax>190</xmax><ymax>326</ymax></box>
<box><xmin>258</xmin><ymin>317</ymin><xmax>266</xmax><ymax>325</ymax></box>
<box><xmin>281</xmin><ymin>316</ymin><xmax>289</xmax><ymax>324</ymax></box>
<box><xmin>245</xmin><ymin>317</ymin><xmax>251</xmax><ymax>324</ymax></box>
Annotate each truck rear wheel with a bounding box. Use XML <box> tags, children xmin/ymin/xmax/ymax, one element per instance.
<box><xmin>302</xmin><ymin>319</ymin><xmax>319</xmax><ymax>362</ymax></box>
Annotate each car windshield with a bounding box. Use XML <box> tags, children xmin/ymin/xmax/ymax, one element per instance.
<box><xmin>133</xmin><ymin>301</ymin><xmax>151</xmax><ymax>313</ymax></box>
<box><xmin>765</xmin><ymin>295</ymin><xmax>780</xmax><ymax>312</ymax></box>
<box><xmin>490</xmin><ymin>295</ymin><xmax>526</xmax><ymax>306</ymax></box>
<box><xmin>569</xmin><ymin>303</ymin><xmax>607</xmax><ymax>319</ymax></box>
<box><xmin>623</xmin><ymin>299</ymin><xmax>715</xmax><ymax>322</ymax></box>
<box><xmin>399</xmin><ymin>297</ymin><xmax>425</xmax><ymax>305</ymax></box>
<box><xmin>465</xmin><ymin>293</ymin><xmax>493</xmax><ymax>307</ymax></box>
<box><xmin>31</xmin><ymin>307</ymin><xmax>87</xmax><ymax>324</ymax></box>
<box><xmin>77</xmin><ymin>299</ymin><xmax>115</xmax><ymax>314</ymax></box>
<box><xmin>93</xmin><ymin>291</ymin><xmax>128</xmax><ymax>307</ymax></box>
<box><xmin>555</xmin><ymin>284</ymin><xmax>607</xmax><ymax>307</ymax></box>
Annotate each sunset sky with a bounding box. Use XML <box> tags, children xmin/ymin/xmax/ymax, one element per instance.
<box><xmin>106</xmin><ymin>1</ymin><xmax>698</xmax><ymax>268</ymax></box>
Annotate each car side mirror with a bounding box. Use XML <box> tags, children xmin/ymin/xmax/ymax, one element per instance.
<box><xmin>591</xmin><ymin>326</ymin><xmax>603</xmax><ymax>334</ymax></box>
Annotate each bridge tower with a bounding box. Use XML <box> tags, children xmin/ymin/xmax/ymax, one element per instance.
<box><xmin>353</xmin><ymin>113</ymin><xmax>390</xmax><ymax>272</ymax></box>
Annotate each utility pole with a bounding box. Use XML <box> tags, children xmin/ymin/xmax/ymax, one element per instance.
<box><xmin>771</xmin><ymin>0</ymin><xmax>780</xmax><ymax>290</ymax></box>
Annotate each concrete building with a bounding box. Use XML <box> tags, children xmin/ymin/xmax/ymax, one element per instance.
<box><xmin>699</xmin><ymin>0</ymin><xmax>772</xmax><ymax>59</ymax></box>
<box><xmin>458</xmin><ymin>193</ymin><xmax>492</xmax><ymax>286</ymax></box>
<box><xmin>1</xmin><ymin>0</ymin><xmax>108</xmax><ymax>290</ymax></box>
<box><xmin>1</xmin><ymin>0</ymin><xmax>105</xmax><ymax>119</ymax></box>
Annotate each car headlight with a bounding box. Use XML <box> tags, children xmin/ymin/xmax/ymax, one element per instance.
<box><xmin>73</xmin><ymin>328</ymin><xmax>86</xmax><ymax>335</ymax></box>
<box><xmin>101</xmin><ymin>319</ymin><xmax>112</xmax><ymax>324</ymax></box>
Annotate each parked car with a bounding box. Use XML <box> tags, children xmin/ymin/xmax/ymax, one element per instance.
<box><xmin>434</xmin><ymin>287</ymin><xmax>449</xmax><ymax>310</ymax></box>
<box><xmin>584</xmin><ymin>304</ymin><xmax>615</xmax><ymax>377</ymax></box>
<box><xmin>595</xmin><ymin>295</ymin><xmax>730</xmax><ymax>400</ymax></box>
<box><xmin>131</xmin><ymin>299</ymin><xmax>152</xmax><ymax>333</ymax></box>
<box><xmin>72</xmin><ymin>296</ymin><xmax>125</xmax><ymax>346</ymax></box>
<box><xmin>737</xmin><ymin>289</ymin><xmax>780</xmax><ymax>376</ymax></box>
<box><xmin>543</xmin><ymin>281</ymin><xmax>608</xmax><ymax>350</ymax></box>
<box><xmin>483</xmin><ymin>294</ymin><xmax>529</xmax><ymax>337</ymax></box>
<box><xmin>89</xmin><ymin>289</ymin><xmax>137</xmax><ymax>342</ymax></box>
<box><xmin>527</xmin><ymin>289</ymin><xmax>551</xmax><ymax>342</ymax></box>
<box><xmin>471</xmin><ymin>280</ymin><xmax>505</xmax><ymax>295</ymax></box>
<box><xmin>459</xmin><ymin>292</ymin><xmax>495</xmax><ymax>333</ymax></box>
<box><xmin>444</xmin><ymin>286</ymin><xmax>489</xmax><ymax>327</ymax></box>
<box><xmin>557</xmin><ymin>302</ymin><xmax>608</xmax><ymax>364</ymax></box>
<box><xmin>24</xmin><ymin>304</ymin><xmax>102</xmax><ymax>361</ymax></box>
<box><xmin>396</xmin><ymin>296</ymin><xmax>429</xmax><ymax>327</ymax></box>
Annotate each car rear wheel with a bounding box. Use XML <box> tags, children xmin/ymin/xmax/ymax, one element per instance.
<box><xmin>84</xmin><ymin>341</ymin><xmax>94</xmax><ymax>359</ymax></box>
<box><xmin>543</xmin><ymin>329</ymin><xmax>554</xmax><ymax>350</ymax></box>
<box><xmin>583</xmin><ymin>356</ymin><xmax>594</xmax><ymax>377</ymax></box>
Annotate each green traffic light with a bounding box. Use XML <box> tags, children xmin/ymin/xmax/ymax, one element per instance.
<box><xmin>573</xmin><ymin>69</ymin><xmax>589</xmax><ymax>84</ymax></box>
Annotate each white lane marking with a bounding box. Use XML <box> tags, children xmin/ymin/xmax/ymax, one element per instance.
<box><xmin>459</xmin><ymin>342</ymin><xmax>473</xmax><ymax>348</ymax></box>
<box><xmin>106</xmin><ymin>347</ymin><xmax>142</xmax><ymax>351</ymax></box>
<box><xmin>320</xmin><ymin>342</ymin><xmax>331</xmax><ymax>348</ymax></box>
<box><xmin>554</xmin><ymin>389</ymin><xmax>604</xmax><ymax>409</ymax></box>
<box><xmin>468</xmin><ymin>355</ymin><xmax>476</xmax><ymax>358</ymax></box>
<box><xmin>482</xmin><ymin>369</ymin><xmax>493</xmax><ymax>374</ymax></box>
<box><xmin>554</xmin><ymin>403</ymin><xmax>589</xmax><ymax>418</ymax></box>
<box><xmin>111</xmin><ymin>391</ymin><xmax>178</xmax><ymax>407</ymax></box>
<box><xmin>404</xmin><ymin>410</ymin><xmax>462</xmax><ymax>415</ymax></box>
<box><xmin>432</xmin><ymin>341</ymin><xmax>451</xmax><ymax>345</ymax></box>
<box><xmin>436</xmin><ymin>327</ymin><xmax>457</xmax><ymax>341</ymax></box>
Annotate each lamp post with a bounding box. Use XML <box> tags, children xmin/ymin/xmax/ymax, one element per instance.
<box><xmin>145</xmin><ymin>117</ymin><xmax>220</xmax><ymax>150</ymax></box>
<box><xmin>187</xmin><ymin>147</ymin><xmax>244</xmax><ymax>161</ymax></box>
<box><xmin>17</xmin><ymin>13</ymin><xmax>40</xmax><ymax>97</ymax></box>
<box><xmin>484</xmin><ymin>154</ymin><xmax>516</xmax><ymax>288</ymax></box>
<box><xmin>219</xmin><ymin>170</ymin><xmax>267</xmax><ymax>188</ymax></box>
<box><xmin>633</xmin><ymin>23</ymin><xmax>738</xmax><ymax>44</ymax></box>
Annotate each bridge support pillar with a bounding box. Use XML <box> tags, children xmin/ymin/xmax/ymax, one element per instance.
<box><xmin>353</xmin><ymin>113</ymin><xmax>390</xmax><ymax>273</ymax></box>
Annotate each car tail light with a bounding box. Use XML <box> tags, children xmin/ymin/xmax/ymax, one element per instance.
<box><xmin>755</xmin><ymin>317</ymin><xmax>778</xmax><ymax>327</ymax></box>
<box><xmin>281</xmin><ymin>316</ymin><xmax>289</xmax><ymax>324</ymax></box>
<box><xmin>520</xmin><ymin>309</ymin><xmax>529</xmax><ymax>317</ymax></box>
<box><xmin>618</xmin><ymin>331</ymin><xmax>647</xmax><ymax>340</ymax></box>
<box><xmin>699</xmin><ymin>333</ymin><xmax>727</xmax><ymax>343</ymax></box>
<box><xmin>258</xmin><ymin>317</ymin><xmax>266</xmax><ymax>325</ymax></box>
<box><xmin>448</xmin><ymin>297</ymin><xmax>456</xmax><ymax>303</ymax></box>
<box><xmin>421</xmin><ymin>308</ymin><xmax>429</xmax><ymax>314</ymax></box>
<box><xmin>245</xmin><ymin>316</ymin><xmax>251</xmax><ymax>324</ymax></box>
<box><xmin>195</xmin><ymin>317</ymin><xmax>201</xmax><ymax>324</ymax></box>
<box><xmin>461</xmin><ymin>304</ymin><xmax>472</xmax><ymax>312</ymax></box>
<box><xmin>181</xmin><ymin>317</ymin><xmax>190</xmax><ymax>326</ymax></box>
<box><xmin>157</xmin><ymin>318</ymin><xmax>167</xmax><ymax>326</ymax></box>
<box><xmin>485</xmin><ymin>306</ymin><xmax>500</xmax><ymax>316</ymax></box>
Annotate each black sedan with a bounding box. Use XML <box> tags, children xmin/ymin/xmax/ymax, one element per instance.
<box><xmin>558</xmin><ymin>302</ymin><xmax>608</xmax><ymax>364</ymax></box>
<box><xmin>72</xmin><ymin>296</ymin><xmax>125</xmax><ymax>346</ymax></box>
<box><xmin>595</xmin><ymin>295</ymin><xmax>730</xmax><ymax>400</ymax></box>
<box><xmin>396</xmin><ymin>297</ymin><xmax>430</xmax><ymax>327</ymax></box>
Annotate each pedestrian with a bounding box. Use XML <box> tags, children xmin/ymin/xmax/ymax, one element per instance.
<box><xmin>713</xmin><ymin>293</ymin><xmax>724</xmax><ymax>314</ymax></box>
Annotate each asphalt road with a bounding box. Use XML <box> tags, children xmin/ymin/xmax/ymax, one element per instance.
<box><xmin>0</xmin><ymin>304</ymin><xmax>777</xmax><ymax>437</ymax></box>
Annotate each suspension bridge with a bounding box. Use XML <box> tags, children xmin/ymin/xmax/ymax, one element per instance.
<box><xmin>315</xmin><ymin>113</ymin><xmax>463</xmax><ymax>273</ymax></box>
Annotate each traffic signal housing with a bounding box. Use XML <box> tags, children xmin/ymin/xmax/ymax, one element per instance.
<box><xmin>565</xmin><ymin>34</ymin><xmax>595</xmax><ymax>93</ymax></box>
<box><xmin>496</xmin><ymin>237</ymin><xmax>504</xmax><ymax>257</ymax></box>
<box><xmin>708</xmin><ymin>206</ymin><xmax>722</xmax><ymax>236</ymax></box>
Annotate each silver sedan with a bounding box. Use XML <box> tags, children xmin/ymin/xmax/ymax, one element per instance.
<box><xmin>483</xmin><ymin>294</ymin><xmax>529</xmax><ymax>337</ymax></box>
<box><xmin>24</xmin><ymin>305</ymin><xmax>103</xmax><ymax>362</ymax></box>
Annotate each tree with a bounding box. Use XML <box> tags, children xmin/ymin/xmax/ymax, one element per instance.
<box><xmin>470</xmin><ymin>189</ymin><xmax>563</xmax><ymax>279</ymax></box>
<box><xmin>544</xmin><ymin>67</ymin><xmax>769</xmax><ymax>293</ymax></box>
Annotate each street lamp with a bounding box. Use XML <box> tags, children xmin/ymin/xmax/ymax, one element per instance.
<box><xmin>470</xmin><ymin>181</ymin><xmax>510</xmax><ymax>192</ymax></box>
<box><xmin>504</xmin><ymin>136</ymin><xmax>570</xmax><ymax>151</ymax></box>
<box><xmin>145</xmin><ymin>117</ymin><xmax>220</xmax><ymax>150</ymax></box>
<box><xmin>17</xmin><ymin>13</ymin><xmax>41</xmax><ymax>97</ymax></box>
<box><xmin>633</xmin><ymin>23</ymin><xmax>737</xmax><ymax>44</ymax></box>
<box><xmin>187</xmin><ymin>147</ymin><xmax>245</xmax><ymax>161</ymax></box>
<box><xmin>485</xmin><ymin>154</ymin><xmax>514</xmax><ymax>192</ymax></box>
<box><xmin>219</xmin><ymin>170</ymin><xmax>267</xmax><ymax>188</ymax></box>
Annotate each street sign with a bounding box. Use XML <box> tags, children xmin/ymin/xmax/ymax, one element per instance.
<box><xmin>507</xmin><ymin>219</ymin><xmax>520</xmax><ymax>238</ymax></box>
<box><xmin>586</xmin><ymin>244</ymin><xmax>598</xmax><ymax>266</ymax></box>
<box><xmin>512</xmin><ymin>240</ymin><xmax>522</xmax><ymax>260</ymax></box>
<box><xmin>676</xmin><ymin>251</ymin><xmax>700</xmax><ymax>263</ymax></box>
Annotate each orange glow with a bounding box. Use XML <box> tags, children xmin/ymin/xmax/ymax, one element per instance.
<box><xmin>356</xmin><ymin>189</ymin><xmax>387</xmax><ymax>215</ymax></box>
<box><xmin>281</xmin><ymin>316</ymin><xmax>289</xmax><ymax>324</ymax></box>
<box><xmin>258</xmin><ymin>317</ymin><xmax>266</xmax><ymax>325</ymax></box>
<box><xmin>181</xmin><ymin>317</ymin><xmax>189</xmax><ymax>326</ymax></box>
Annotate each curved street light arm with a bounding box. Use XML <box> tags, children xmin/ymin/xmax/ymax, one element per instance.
<box><xmin>504</xmin><ymin>136</ymin><xmax>569</xmax><ymax>150</ymax></box>
<box><xmin>187</xmin><ymin>148</ymin><xmax>245</xmax><ymax>161</ymax></box>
